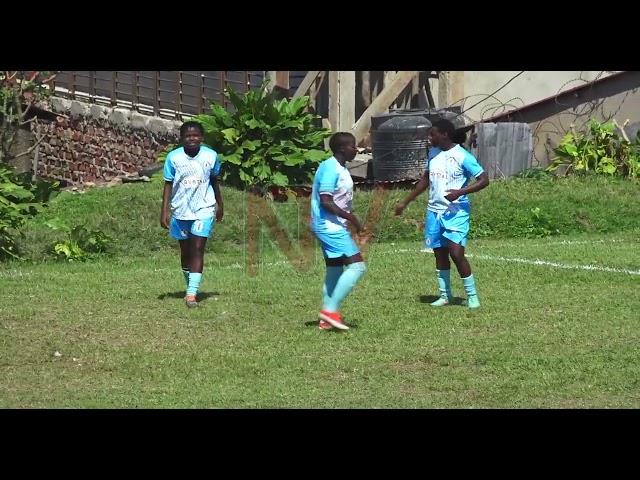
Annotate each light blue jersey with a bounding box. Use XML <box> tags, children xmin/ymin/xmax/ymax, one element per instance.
<box><xmin>163</xmin><ymin>146</ymin><xmax>221</xmax><ymax>221</ymax></box>
<box><xmin>310</xmin><ymin>156</ymin><xmax>353</xmax><ymax>233</ymax></box>
<box><xmin>427</xmin><ymin>144</ymin><xmax>484</xmax><ymax>214</ymax></box>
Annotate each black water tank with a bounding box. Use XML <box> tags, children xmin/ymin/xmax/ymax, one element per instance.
<box><xmin>370</xmin><ymin>111</ymin><xmax>432</xmax><ymax>182</ymax></box>
<box><xmin>371</xmin><ymin>108</ymin><xmax>466</xmax><ymax>131</ymax></box>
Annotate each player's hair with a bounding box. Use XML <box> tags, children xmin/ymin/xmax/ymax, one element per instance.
<box><xmin>180</xmin><ymin>120</ymin><xmax>204</xmax><ymax>138</ymax></box>
<box><xmin>329</xmin><ymin>132</ymin><xmax>356</xmax><ymax>154</ymax></box>
<box><xmin>431</xmin><ymin>119</ymin><xmax>456</xmax><ymax>140</ymax></box>
<box><xmin>453</xmin><ymin>129</ymin><xmax>467</xmax><ymax>145</ymax></box>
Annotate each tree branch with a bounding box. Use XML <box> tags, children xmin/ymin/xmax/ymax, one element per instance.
<box><xmin>12</xmin><ymin>130</ymin><xmax>45</xmax><ymax>160</ymax></box>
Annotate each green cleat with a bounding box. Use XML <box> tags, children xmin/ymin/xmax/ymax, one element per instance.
<box><xmin>430</xmin><ymin>296</ymin><xmax>450</xmax><ymax>307</ymax></box>
<box><xmin>467</xmin><ymin>295</ymin><xmax>481</xmax><ymax>309</ymax></box>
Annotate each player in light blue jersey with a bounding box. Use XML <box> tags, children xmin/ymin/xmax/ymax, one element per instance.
<box><xmin>423</xmin><ymin>128</ymin><xmax>469</xmax><ymax>250</ymax></box>
<box><xmin>395</xmin><ymin>119</ymin><xmax>489</xmax><ymax>308</ymax></box>
<box><xmin>161</xmin><ymin>121</ymin><xmax>224</xmax><ymax>308</ymax></box>
<box><xmin>310</xmin><ymin>132</ymin><xmax>366</xmax><ymax>331</ymax></box>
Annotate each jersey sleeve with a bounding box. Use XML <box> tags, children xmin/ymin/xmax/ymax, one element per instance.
<box><xmin>318</xmin><ymin>163</ymin><xmax>340</xmax><ymax>196</ymax></box>
<box><xmin>461</xmin><ymin>150</ymin><xmax>484</xmax><ymax>178</ymax></box>
<box><xmin>426</xmin><ymin>147</ymin><xmax>441</xmax><ymax>170</ymax></box>
<box><xmin>211</xmin><ymin>151</ymin><xmax>221</xmax><ymax>177</ymax></box>
<box><xmin>163</xmin><ymin>151</ymin><xmax>176</xmax><ymax>181</ymax></box>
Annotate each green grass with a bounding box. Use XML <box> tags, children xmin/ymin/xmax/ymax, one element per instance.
<box><xmin>1</xmin><ymin>174</ymin><xmax>639</xmax><ymax>408</ymax></box>
<box><xmin>13</xmin><ymin>173</ymin><xmax>640</xmax><ymax>262</ymax></box>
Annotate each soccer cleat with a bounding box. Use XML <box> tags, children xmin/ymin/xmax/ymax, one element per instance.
<box><xmin>319</xmin><ymin>310</ymin><xmax>349</xmax><ymax>330</ymax></box>
<box><xmin>185</xmin><ymin>295</ymin><xmax>198</xmax><ymax>308</ymax></box>
<box><xmin>318</xmin><ymin>320</ymin><xmax>333</xmax><ymax>330</ymax></box>
<box><xmin>467</xmin><ymin>295</ymin><xmax>481</xmax><ymax>309</ymax></box>
<box><xmin>430</xmin><ymin>295</ymin><xmax>450</xmax><ymax>307</ymax></box>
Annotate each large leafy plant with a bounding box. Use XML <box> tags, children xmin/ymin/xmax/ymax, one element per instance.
<box><xmin>159</xmin><ymin>82</ymin><xmax>332</xmax><ymax>193</ymax></box>
<box><xmin>546</xmin><ymin>119</ymin><xmax>640</xmax><ymax>179</ymax></box>
<box><xmin>0</xmin><ymin>163</ymin><xmax>59</xmax><ymax>259</ymax></box>
<box><xmin>45</xmin><ymin>217</ymin><xmax>113</xmax><ymax>262</ymax></box>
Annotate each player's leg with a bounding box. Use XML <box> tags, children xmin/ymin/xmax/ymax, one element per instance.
<box><xmin>317</xmin><ymin>230</ymin><xmax>366</xmax><ymax>330</ymax></box>
<box><xmin>170</xmin><ymin>217</ymin><xmax>192</xmax><ymax>291</ymax></box>
<box><xmin>314</xmin><ymin>231</ymin><xmax>344</xmax><ymax>329</ymax></box>
<box><xmin>179</xmin><ymin>241</ymin><xmax>190</xmax><ymax>289</ymax></box>
<box><xmin>318</xmin><ymin>255</ymin><xmax>344</xmax><ymax>330</ymax></box>
<box><xmin>426</xmin><ymin>210</ymin><xmax>452</xmax><ymax>306</ymax></box>
<box><xmin>185</xmin><ymin>216</ymin><xmax>215</xmax><ymax>308</ymax></box>
<box><xmin>442</xmin><ymin>210</ymin><xmax>480</xmax><ymax>308</ymax></box>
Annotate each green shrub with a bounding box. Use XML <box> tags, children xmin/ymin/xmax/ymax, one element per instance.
<box><xmin>546</xmin><ymin>119</ymin><xmax>640</xmax><ymax>178</ymax></box>
<box><xmin>158</xmin><ymin>81</ymin><xmax>332</xmax><ymax>193</ymax></box>
<box><xmin>0</xmin><ymin>164</ymin><xmax>59</xmax><ymax>259</ymax></box>
<box><xmin>45</xmin><ymin>217</ymin><xmax>113</xmax><ymax>261</ymax></box>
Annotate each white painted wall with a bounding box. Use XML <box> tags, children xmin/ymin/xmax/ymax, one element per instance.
<box><xmin>431</xmin><ymin>71</ymin><xmax>619</xmax><ymax>122</ymax></box>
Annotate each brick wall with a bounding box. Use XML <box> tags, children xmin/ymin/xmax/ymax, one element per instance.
<box><xmin>34</xmin><ymin>97</ymin><xmax>182</xmax><ymax>185</ymax></box>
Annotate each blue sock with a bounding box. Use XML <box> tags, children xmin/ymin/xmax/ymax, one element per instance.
<box><xmin>187</xmin><ymin>272</ymin><xmax>202</xmax><ymax>296</ymax></box>
<box><xmin>182</xmin><ymin>267</ymin><xmax>190</xmax><ymax>288</ymax></box>
<box><xmin>322</xmin><ymin>266</ymin><xmax>343</xmax><ymax>306</ymax></box>
<box><xmin>462</xmin><ymin>274</ymin><xmax>477</xmax><ymax>296</ymax></box>
<box><xmin>437</xmin><ymin>269</ymin><xmax>452</xmax><ymax>298</ymax></box>
<box><xmin>323</xmin><ymin>262</ymin><xmax>366</xmax><ymax>312</ymax></box>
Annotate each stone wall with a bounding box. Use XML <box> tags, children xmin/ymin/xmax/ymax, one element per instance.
<box><xmin>34</xmin><ymin>97</ymin><xmax>182</xmax><ymax>186</ymax></box>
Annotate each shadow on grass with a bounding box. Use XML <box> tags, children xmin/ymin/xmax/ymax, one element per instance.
<box><xmin>303</xmin><ymin>319</ymin><xmax>358</xmax><ymax>331</ymax></box>
<box><xmin>158</xmin><ymin>291</ymin><xmax>220</xmax><ymax>301</ymax></box>
<box><xmin>419</xmin><ymin>294</ymin><xmax>467</xmax><ymax>306</ymax></box>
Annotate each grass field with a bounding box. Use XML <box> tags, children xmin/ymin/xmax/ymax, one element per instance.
<box><xmin>1</xmin><ymin>174</ymin><xmax>639</xmax><ymax>408</ymax></box>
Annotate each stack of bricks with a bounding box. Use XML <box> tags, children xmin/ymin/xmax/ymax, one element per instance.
<box><xmin>35</xmin><ymin>97</ymin><xmax>181</xmax><ymax>186</ymax></box>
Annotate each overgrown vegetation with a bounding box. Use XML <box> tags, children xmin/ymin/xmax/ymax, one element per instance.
<box><xmin>45</xmin><ymin>217</ymin><xmax>113</xmax><ymax>261</ymax></box>
<box><xmin>0</xmin><ymin>71</ymin><xmax>61</xmax><ymax>260</ymax></box>
<box><xmin>4</xmin><ymin>75</ymin><xmax>640</xmax><ymax>264</ymax></box>
<box><xmin>546</xmin><ymin>119</ymin><xmax>640</xmax><ymax>178</ymax></box>
<box><xmin>10</xmin><ymin>174</ymin><xmax>640</xmax><ymax>263</ymax></box>
<box><xmin>158</xmin><ymin>81</ymin><xmax>331</xmax><ymax>195</ymax></box>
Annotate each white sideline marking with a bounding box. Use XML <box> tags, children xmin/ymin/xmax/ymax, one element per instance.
<box><xmin>227</xmin><ymin>240</ymin><xmax>640</xmax><ymax>277</ymax></box>
<box><xmin>466</xmin><ymin>253</ymin><xmax>640</xmax><ymax>276</ymax></box>
<box><xmin>474</xmin><ymin>238</ymin><xmax>632</xmax><ymax>249</ymax></box>
<box><xmin>0</xmin><ymin>269</ymin><xmax>32</xmax><ymax>278</ymax></box>
<box><xmin>391</xmin><ymin>248</ymin><xmax>640</xmax><ymax>276</ymax></box>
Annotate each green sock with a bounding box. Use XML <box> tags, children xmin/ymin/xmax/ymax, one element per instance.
<box><xmin>323</xmin><ymin>262</ymin><xmax>366</xmax><ymax>312</ymax></box>
<box><xmin>437</xmin><ymin>269</ymin><xmax>452</xmax><ymax>298</ymax></box>
<box><xmin>187</xmin><ymin>272</ymin><xmax>202</xmax><ymax>296</ymax></box>
<box><xmin>322</xmin><ymin>266</ymin><xmax>343</xmax><ymax>307</ymax></box>
<box><xmin>462</xmin><ymin>274</ymin><xmax>477</xmax><ymax>296</ymax></box>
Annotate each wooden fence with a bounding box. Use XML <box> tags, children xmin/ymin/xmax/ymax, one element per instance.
<box><xmin>50</xmin><ymin>71</ymin><xmax>266</xmax><ymax>119</ymax></box>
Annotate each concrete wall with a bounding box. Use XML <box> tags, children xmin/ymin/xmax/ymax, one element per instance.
<box><xmin>484</xmin><ymin>71</ymin><xmax>640</xmax><ymax>167</ymax></box>
<box><xmin>428</xmin><ymin>71</ymin><xmax>619</xmax><ymax>123</ymax></box>
<box><xmin>530</xmin><ymin>89</ymin><xmax>640</xmax><ymax>167</ymax></box>
<box><xmin>34</xmin><ymin>97</ymin><xmax>181</xmax><ymax>185</ymax></box>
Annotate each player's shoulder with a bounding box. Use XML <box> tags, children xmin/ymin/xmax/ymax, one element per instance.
<box><xmin>199</xmin><ymin>145</ymin><xmax>219</xmax><ymax>159</ymax></box>
<box><xmin>428</xmin><ymin>147</ymin><xmax>442</xmax><ymax>160</ymax></box>
<box><xmin>319</xmin><ymin>156</ymin><xmax>339</xmax><ymax>172</ymax></box>
<box><xmin>457</xmin><ymin>145</ymin><xmax>479</xmax><ymax>163</ymax></box>
<box><xmin>166</xmin><ymin>146</ymin><xmax>184</xmax><ymax>162</ymax></box>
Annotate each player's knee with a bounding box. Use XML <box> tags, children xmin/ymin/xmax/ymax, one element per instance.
<box><xmin>449</xmin><ymin>248</ymin><xmax>466</xmax><ymax>264</ymax></box>
<box><xmin>349</xmin><ymin>261</ymin><xmax>367</xmax><ymax>274</ymax></box>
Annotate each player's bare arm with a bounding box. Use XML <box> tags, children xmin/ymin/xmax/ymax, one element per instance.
<box><xmin>444</xmin><ymin>172</ymin><xmax>490</xmax><ymax>201</ymax></box>
<box><xmin>395</xmin><ymin>169</ymin><xmax>429</xmax><ymax>216</ymax></box>
<box><xmin>160</xmin><ymin>181</ymin><xmax>172</xmax><ymax>229</ymax></box>
<box><xmin>211</xmin><ymin>174</ymin><xmax>224</xmax><ymax>222</ymax></box>
<box><xmin>319</xmin><ymin>193</ymin><xmax>363</xmax><ymax>232</ymax></box>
